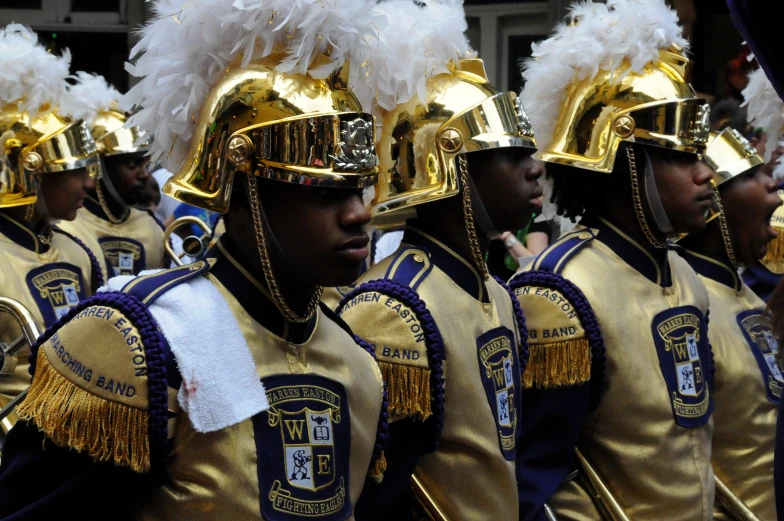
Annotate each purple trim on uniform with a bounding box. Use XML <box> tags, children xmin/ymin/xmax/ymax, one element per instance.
<box><xmin>509</xmin><ymin>270</ymin><xmax>607</xmax><ymax>408</ymax></box>
<box><xmin>52</xmin><ymin>226</ymin><xmax>105</xmax><ymax>289</ymax></box>
<box><xmin>353</xmin><ymin>334</ymin><xmax>389</xmax><ymax>472</ymax></box>
<box><xmin>706</xmin><ymin>309</ymin><xmax>716</xmax><ymax>384</ymax></box>
<box><xmin>28</xmin><ymin>291</ymin><xmax>169</xmax><ymax>480</ymax></box>
<box><xmin>337</xmin><ymin>279</ymin><xmax>445</xmax><ymax>452</ymax></box>
<box><xmin>494</xmin><ymin>276</ymin><xmax>530</xmax><ymax>374</ymax></box>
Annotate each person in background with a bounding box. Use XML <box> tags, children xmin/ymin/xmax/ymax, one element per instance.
<box><xmin>0</xmin><ymin>25</ymin><xmax>103</xmax><ymax>417</ymax></box>
<box><xmin>678</xmin><ymin>128</ymin><xmax>781</xmax><ymax>520</ymax></box>
<box><xmin>59</xmin><ymin>73</ymin><xmax>165</xmax><ymax>276</ymax></box>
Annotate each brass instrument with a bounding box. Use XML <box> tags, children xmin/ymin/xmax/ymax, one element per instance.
<box><xmin>0</xmin><ymin>297</ymin><xmax>43</xmax><ymax>439</ymax></box>
<box><xmin>574</xmin><ymin>448</ymin><xmax>631</xmax><ymax>521</ymax></box>
<box><xmin>409</xmin><ymin>473</ymin><xmax>448</xmax><ymax>521</ymax></box>
<box><xmin>714</xmin><ymin>476</ymin><xmax>761</xmax><ymax>521</ymax></box>
<box><xmin>163</xmin><ymin>216</ymin><xmax>214</xmax><ymax>266</ymax></box>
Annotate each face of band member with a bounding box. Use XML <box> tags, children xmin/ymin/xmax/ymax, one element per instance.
<box><xmin>468</xmin><ymin>148</ymin><xmax>543</xmax><ymax>231</ymax></box>
<box><xmin>259</xmin><ymin>180</ymin><xmax>372</xmax><ymax>287</ymax></box>
<box><xmin>40</xmin><ymin>167</ymin><xmax>95</xmax><ymax>221</ymax></box>
<box><xmin>719</xmin><ymin>168</ymin><xmax>782</xmax><ymax>265</ymax></box>
<box><xmin>648</xmin><ymin>147</ymin><xmax>715</xmax><ymax>234</ymax></box>
<box><xmin>105</xmin><ymin>152</ymin><xmax>150</xmax><ymax>206</ymax></box>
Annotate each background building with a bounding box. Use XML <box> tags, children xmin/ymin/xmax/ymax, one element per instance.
<box><xmin>0</xmin><ymin>0</ymin><xmax>746</xmax><ymax>105</ymax></box>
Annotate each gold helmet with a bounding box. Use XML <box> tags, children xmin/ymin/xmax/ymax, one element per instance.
<box><xmin>371</xmin><ymin>58</ymin><xmax>536</xmax><ymax>219</ymax></box>
<box><xmin>0</xmin><ymin>25</ymin><xmax>99</xmax><ymax>209</ymax></box>
<box><xmin>162</xmin><ymin>57</ymin><xmax>376</xmax><ymax>214</ymax></box>
<box><xmin>704</xmin><ymin>128</ymin><xmax>764</xmax><ymax>186</ymax></box>
<box><xmin>521</xmin><ymin>0</ymin><xmax>710</xmax><ymax>175</ymax></box>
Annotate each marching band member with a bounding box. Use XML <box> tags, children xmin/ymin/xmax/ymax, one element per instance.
<box><xmin>678</xmin><ymin>128</ymin><xmax>781</xmax><ymax>519</ymax></box>
<box><xmin>0</xmin><ymin>25</ymin><xmax>103</xmax><ymax>406</ymax></box>
<box><xmin>334</xmin><ymin>1</ymin><xmax>540</xmax><ymax>518</ymax></box>
<box><xmin>0</xmin><ymin>1</ymin><xmax>386</xmax><ymax>519</ymax></box>
<box><xmin>510</xmin><ymin>1</ymin><xmax>716</xmax><ymax>519</ymax></box>
<box><xmin>59</xmin><ymin>72</ymin><xmax>164</xmax><ymax>276</ymax></box>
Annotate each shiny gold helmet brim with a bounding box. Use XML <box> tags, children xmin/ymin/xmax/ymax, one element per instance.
<box><xmin>0</xmin><ymin>109</ymin><xmax>100</xmax><ymax>208</ymax></box>
<box><xmin>539</xmin><ymin>47</ymin><xmax>710</xmax><ymax>173</ymax></box>
<box><xmin>91</xmin><ymin>106</ymin><xmax>150</xmax><ymax>157</ymax></box>
<box><xmin>703</xmin><ymin>128</ymin><xmax>764</xmax><ymax>186</ymax></box>
<box><xmin>163</xmin><ymin>56</ymin><xmax>378</xmax><ymax>214</ymax></box>
<box><xmin>370</xmin><ymin>58</ymin><xmax>537</xmax><ymax>221</ymax></box>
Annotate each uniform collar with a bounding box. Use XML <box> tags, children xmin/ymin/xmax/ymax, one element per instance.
<box><xmin>680</xmin><ymin>247</ymin><xmax>742</xmax><ymax>291</ymax></box>
<box><xmin>402</xmin><ymin>223</ymin><xmax>489</xmax><ymax>303</ymax></box>
<box><xmin>84</xmin><ymin>193</ymin><xmax>129</xmax><ymax>224</ymax></box>
<box><xmin>207</xmin><ymin>236</ymin><xmax>317</xmax><ymax>343</ymax></box>
<box><xmin>0</xmin><ymin>212</ymin><xmax>50</xmax><ymax>254</ymax></box>
<box><xmin>584</xmin><ymin>214</ymin><xmax>672</xmax><ymax>287</ymax></box>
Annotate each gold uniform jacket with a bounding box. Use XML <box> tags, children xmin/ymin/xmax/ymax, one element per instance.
<box><xmin>509</xmin><ymin>216</ymin><xmax>714</xmax><ymax>521</ymax></box>
<box><xmin>681</xmin><ymin>248</ymin><xmax>779</xmax><ymax>520</ymax></box>
<box><xmin>59</xmin><ymin>196</ymin><xmax>165</xmax><ymax>276</ymax></box>
<box><xmin>0</xmin><ymin>236</ymin><xmax>386</xmax><ymax>521</ymax></box>
<box><xmin>337</xmin><ymin>225</ymin><xmax>528</xmax><ymax>521</ymax></box>
<box><xmin>0</xmin><ymin>212</ymin><xmax>102</xmax><ymax>400</ymax></box>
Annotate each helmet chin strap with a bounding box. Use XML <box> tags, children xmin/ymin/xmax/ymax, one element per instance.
<box><xmin>463</xmin><ymin>165</ymin><xmax>500</xmax><ymax>242</ymax></box>
<box><xmin>34</xmin><ymin>182</ymin><xmax>54</xmax><ymax>223</ymax></box>
<box><xmin>640</xmin><ymin>147</ymin><xmax>675</xmax><ymax>238</ymax></box>
<box><xmin>99</xmin><ymin>156</ymin><xmax>131</xmax><ymax>210</ymax></box>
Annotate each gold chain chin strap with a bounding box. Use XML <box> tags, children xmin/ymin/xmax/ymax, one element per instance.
<box><xmin>38</xmin><ymin>224</ymin><xmax>53</xmax><ymax>245</ymax></box>
<box><xmin>247</xmin><ymin>174</ymin><xmax>322</xmax><ymax>323</ymax></box>
<box><xmin>458</xmin><ymin>155</ymin><xmax>491</xmax><ymax>281</ymax></box>
<box><xmin>23</xmin><ymin>204</ymin><xmax>34</xmax><ymax>223</ymax></box>
<box><xmin>711</xmin><ymin>183</ymin><xmax>739</xmax><ymax>269</ymax></box>
<box><xmin>627</xmin><ymin>145</ymin><xmax>668</xmax><ymax>249</ymax></box>
<box><xmin>96</xmin><ymin>181</ymin><xmax>128</xmax><ymax>225</ymax></box>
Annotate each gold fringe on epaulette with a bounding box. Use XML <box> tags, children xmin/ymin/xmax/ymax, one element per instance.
<box><xmin>378</xmin><ymin>361</ymin><xmax>431</xmax><ymax>421</ymax></box>
<box><xmin>16</xmin><ymin>350</ymin><xmax>150</xmax><ymax>473</ymax></box>
<box><xmin>763</xmin><ymin>227</ymin><xmax>784</xmax><ymax>265</ymax></box>
<box><xmin>523</xmin><ymin>339</ymin><xmax>591</xmax><ymax>389</ymax></box>
<box><xmin>369</xmin><ymin>452</ymin><xmax>387</xmax><ymax>483</ymax></box>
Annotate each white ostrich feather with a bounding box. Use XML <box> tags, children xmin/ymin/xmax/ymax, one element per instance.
<box><xmin>122</xmin><ymin>0</ymin><xmax>383</xmax><ymax>173</ymax></box>
<box><xmin>520</xmin><ymin>0</ymin><xmax>688</xmax><ymax>155</ymax></box>
<box><xmin>519</xmin><ymin>0</ymin><xmax>686</xmax><ymax>224</ymax></box>
<box><xmin>742</xmin><ymin>67</ymin><xmax>784</xmax><ymax>162</ymax></box>
<box><xmin>0</xmin><ymin>24</ymin><xmax>71</xmax><ymax>120</ymax></box>
<box><xmin>65</xmin><ymin>72</ymin><xmax>122</xmax><ymax>125</ymax></box>
<box><xmin>349</xmin><ymin>0</ymin><xmax>475</xmax><ymax>117</ymax></box>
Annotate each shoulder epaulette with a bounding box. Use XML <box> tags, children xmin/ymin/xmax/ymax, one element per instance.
<box><xmin>532</xmin><ymin>228</ymin><xmax>596</xmax><ymax>274</ymax></box>
<box><xmin>384</xmin><ymin>247</ymin><xmax>433</xmax><ymax>291</ymax></box>
<box><xmin>337</xmin><ymin>278</ymin><xmax>445</xmax><ymax>452</ymax></box>
<box><xmin>121</xmin><ymin>258</ymin><xmax>214</xmax><ymax>305</ymax></box>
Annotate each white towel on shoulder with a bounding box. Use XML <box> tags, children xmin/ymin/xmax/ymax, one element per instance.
<box><xmin>102</xmin><ymin>271</ymin><xmax>269</xmax><ymax>432</ymax></box>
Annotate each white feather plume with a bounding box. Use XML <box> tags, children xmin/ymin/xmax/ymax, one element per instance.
<box><xmin>520</xmin><ymin>0</ymin><xmax>688</xmax><ymax>155</ymax></box>
<box><xmin>742</xmin><ymin>67</ymin><xmax>784</xmax><ymax>162</ymax></box>
<box><xmin>65</xmin><ymin>72</ymin><xmax>122</xmax><ymax>125</ymax></box>
<box><xmin>0</xmin><ymin>24</ymin><xmax>71</xmax><ymax>120</ymax></box>
<box><xmin>349</xmin><ymin>0</ymin><xmax>475</xmax><ymax>116</ymax></box>
<box><xmin>122</xmin><ymin>0</ymin><xmax>383</xmax><ymax>173</ymax></box>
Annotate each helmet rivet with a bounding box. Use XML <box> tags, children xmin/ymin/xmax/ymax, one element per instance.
<box><xmin>22</xmin><ymin>152</ymin><xmax>43</xmax><ymax>171</ymax></box>
<box><xmin>613</xmin><ymin>116</ymin><xmax>636</xmax><ymax>138</ymax></box>
<box><xmin>226</xmin><ymin>134</ymin><xmax>253</xmax><ymax>165</ymax></box>
<box><xmin>438</xmin><ymin>128</ymin><xmax>464</xmax><ymax>154</ymax></box>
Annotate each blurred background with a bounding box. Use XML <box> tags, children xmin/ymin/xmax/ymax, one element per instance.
<box><xmin>0</xmin><ymin>0</ymin><xmax>748</xmax><ymax>108</ymax></box>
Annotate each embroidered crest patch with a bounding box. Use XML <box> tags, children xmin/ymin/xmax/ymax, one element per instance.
<box><xmin>737</xmin><ymin>310</ymin><xmax>783</xmax><ymax>403</ymax></box>
<box><xmin>25</xmin><ymin>262</ymin><xmax>88</xmax><ymax>324</ymax></box>
<box><xmin>255</xmin><ymin>374</ymin><xmax>351</xmax><ymax>521</ymax></box>
<box><xmin>98</xmin><ymin>236</ymin><xmax>146</xmax><ymax>276</ymax></box>
<box><xmin>476</xmin><ymin>327</ymin><xmax>522</xmax><ymax>461</ymax></box>
<box><xmin>651</xmin><ymin>306</ymin><xmax>713</xmax><ymax>427</ymax></box>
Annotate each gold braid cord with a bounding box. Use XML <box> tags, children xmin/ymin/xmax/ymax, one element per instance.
<box><xmin>96</xmin><ymin>181</ymin><xmax>129</xmax><ymax>224</ymax></box>
<box><xmin>23</xmin><ymin>203</ymin><xmax>34</xmax><ymax>223</ymax></box>
<box><xmin>712</xmin><ymin>183</ymin><xmax>739</xmax><ymax>269</ymax></box>
<box><xmin>459</xmin><ymin>155</ymin><xmax>491</xmax><ymax>281</ymax></box>
<box><xmin>627</xmin><ymin>146</ymin><xmax>668</xmax><ymax>249</ymax></box>
<box><xmin>247</xmin><ymin>175</ymin><xmax>322</xmax><ymax>323</ymax></box>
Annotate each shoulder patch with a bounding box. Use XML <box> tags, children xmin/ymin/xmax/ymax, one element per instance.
<box><xmin>16</xmin><ymin>291</ymin><xmax>169</xmax><ymax>476</ymax></box>
<box><xmin>509</xmin><ymin>270</ymin><xmax>605</xmax><ymax>402</ymax></box>
<box><xmin>121</xmin><ymin>259</ymin><xmax>214</xmax><ymax>305</ymax></box>
<box><xmin>337</xmin><ymin>279</ymin><xmax>445</xmax><ymax>451</ymax></box>
<box><xmin>384</xmin><ymin>247</ymin><xmax>433</xmax><ymax>291</ymax></box>
<box><xmin>532</xmin><ymin>228</ymin><xmax>596</xmax><ymax>274</ymax></box>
